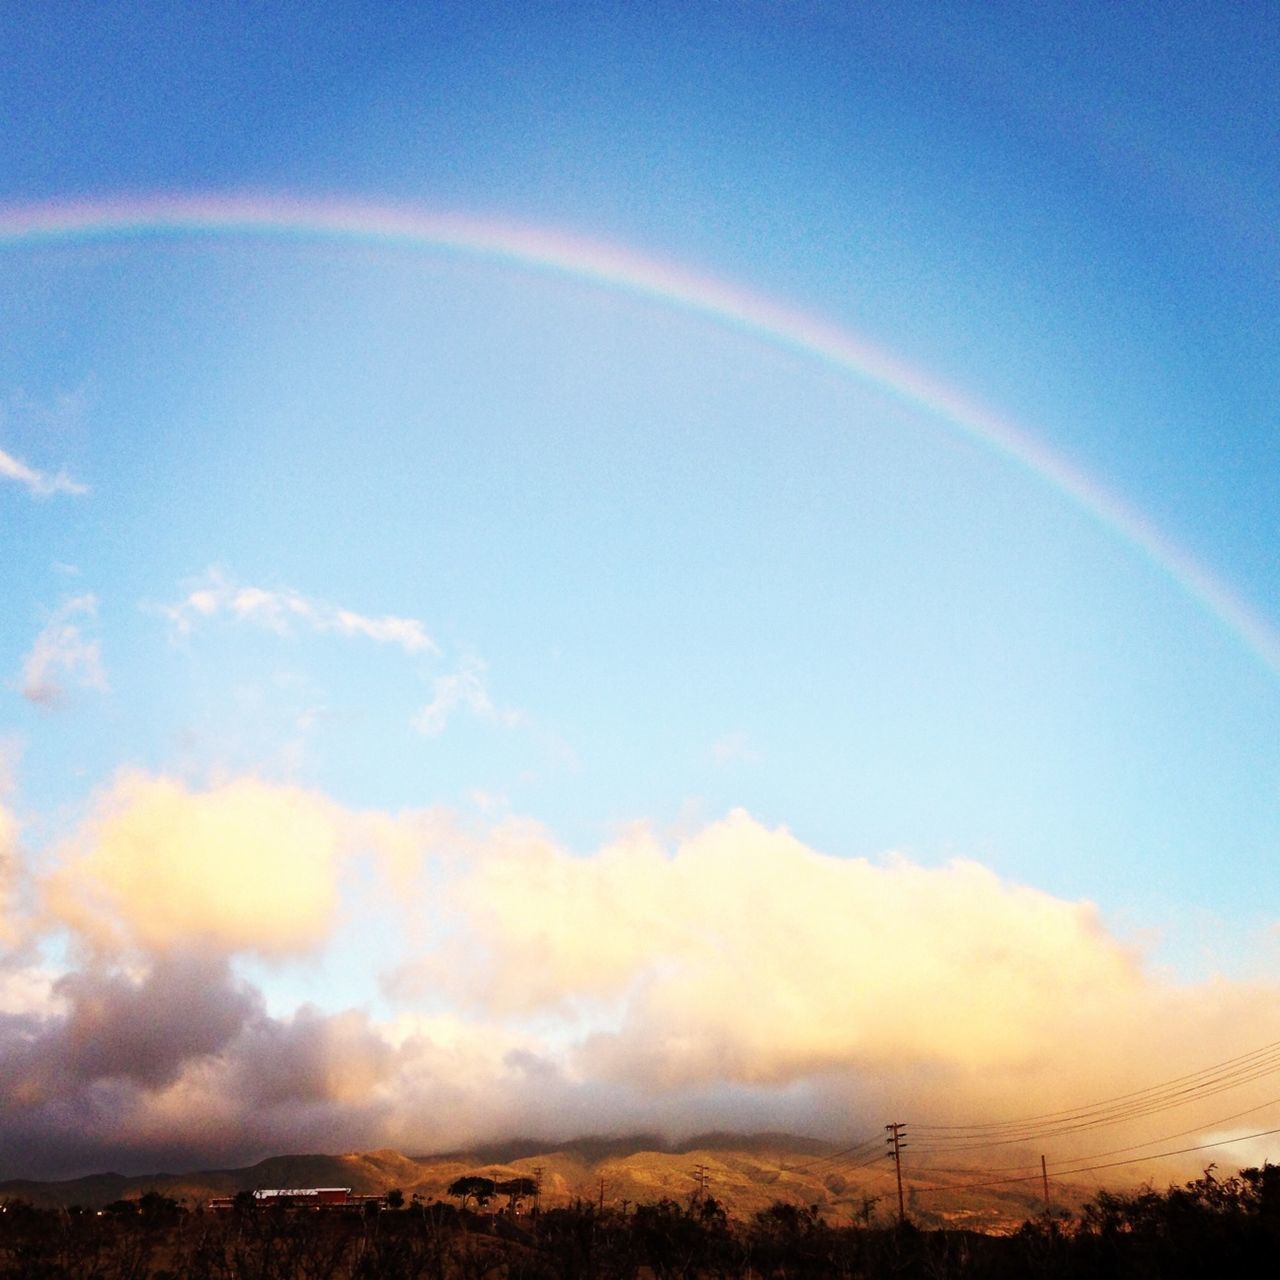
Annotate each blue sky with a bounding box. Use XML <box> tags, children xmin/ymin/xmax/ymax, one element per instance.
<box><xmin>0</xmin><ymin>2</ymin><xmax>1278</xmax><ymax>1176</ymax></box>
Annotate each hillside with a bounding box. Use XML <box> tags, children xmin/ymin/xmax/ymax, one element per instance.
<box><xmin>0</xmin><ymin>1133</ymin><xmax>1148</xmax><ymax>1231</ymax></box>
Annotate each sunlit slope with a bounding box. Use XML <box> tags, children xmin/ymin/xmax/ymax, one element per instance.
<box><xmin>0</xmin><ymin>1135</ymin><xmax>1184</xmax><ymax>1229</ymax></box>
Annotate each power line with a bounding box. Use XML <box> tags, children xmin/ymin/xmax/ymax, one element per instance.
<box><xmin>912</xmin><ymin>1038</ymin><xmax>1280</xmax><ymax>1150</ymax></box>
<box><xmin>779</xmin><ymin>1132</ymin><xmax>884</xmax><ymax>1174</ymax></box>
<box><xmin>910</xmin><ymin>1066</ymin><xmax>1280</xmax><ymax>1151</ymax></box>
<box><xmin>763</xmin><ymin>1040</ymin><xmax>1280</xmax><ymax>1206</ymax></box>
<box><xmin>910</xmin><ymin>1065</ymin><xmax>1280</xmax><ymax>1153</ymax></box>
<box><xmin>912</xmin><ymin>1064</ymin><xmax>1280</xmax><ymax>1147</ymax></box>
<box><xmin>886</xmin><ymin>1123</ymin><xmax>908</xmax><ymax>1226</ymax></box>
<box><xmin>916</xmin><ymin>1037</ymin><xmax>1280</xmax><ymax>1129</ymax></box>
<box><xmin>912</xmin><ymin>1091</ymin><xmax>1280</xmax><ymax>1178</ymax></box>
<box><xmin>849</xmin><ymin>1146</ymin><xmax>898</xmax><ymax>1172</ymax></box>
<box><xmin>913</xmin><ymin>1124</ymin><xmax>1280</xmax><ymax>1195</ymax></box>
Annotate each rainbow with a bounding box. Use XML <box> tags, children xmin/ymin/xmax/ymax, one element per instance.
<box><xmin>2</xmin><ymin>192</ymin><xmax>1276</xmax><ymax>673</ymax></box>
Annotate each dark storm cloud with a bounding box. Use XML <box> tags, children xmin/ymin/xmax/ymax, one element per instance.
<box><xmin>0</xmin><ymin>953</ymin><xmax>258</xmax><ymax>1106</ymax></box>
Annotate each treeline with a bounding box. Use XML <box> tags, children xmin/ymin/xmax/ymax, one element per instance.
<box><xmin>2</xmin><ymin>1162</ymin><xmax>1278</xmax><ymax>1278</ymax></box>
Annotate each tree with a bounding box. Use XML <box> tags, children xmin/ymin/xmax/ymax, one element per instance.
<box><xmin>496</xmin><ymin>1176</ymin><xmax>538</xmax><ymax>1214</ymax></box>
<box><xmin>633</xmin><ymin>1197</ymin><xmax>735</xmax><ymax>1279</ymax></box>
<box><xmin>385</xmin><ymin>1187</ymin><xmax>405</xmax><ymax>1210</ymax></box>
<box><xmin>138</xmin><ymin>1190</ymin><xmax>181</xmax><ymax>1223</ymax></box>
<box><xmin>448</xmin><ymin>1175</ymin><xmax>497</xmax><ymax>1212</ymax></box>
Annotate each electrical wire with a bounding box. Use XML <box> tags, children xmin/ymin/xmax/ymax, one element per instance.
<box><xmin>911</xmin><ymin>1091</ymin><xmax>1280</xmax><ymax>1178</ymax></box>
<box><xmin>766</xmin><ymin>1039</ymin><xmax>1280</xmax><ymax>1198</ymax></box>
<box><xmin>780</xmin><ymin>1132</ymin><xmax>884</xmax><ymax>1174</ymax></box>
<box><xmin>909</xmin><ymin>1072</ymin><xmax>1280</xmax><ymax>1153</ymax></box>
<box><xmin>912</xmin><ymin>1124</ymin><xmax>1280</xmax><ymax>1195</ymax></box>
<box><xmin>911</xmin><ymin>1061</ymin><xmax>1280</xmax><ymax>1151</ymax></box>
<box><xmin>912</xmin><ymin>1038</ymin><xmax>1280</xmax><ymax>1152</ymax></box>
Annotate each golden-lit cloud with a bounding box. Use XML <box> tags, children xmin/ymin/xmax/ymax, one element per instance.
<box><xmin>441</xmin><ymin>811</ymin><xmax>1147</xmax><ymax>1077</ymax></box>
<box><xmin>44</xmin><ymin>772</ymin><xmax>352</xmax><ymax>956</ymax></box>
<box><xmin>7</xmin><ymin>786</ymin><xmax>1280</xmax><ymax>1179</ymax></box>
<box><xmin>429</xmin><ymin>810</ymin><xmax>1280</xmax><ymax>1128</ymax></box>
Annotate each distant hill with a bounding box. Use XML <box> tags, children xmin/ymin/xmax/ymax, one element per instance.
<box><xmin>419</xmin><ymin>1130</ymin><xmax>832</xmax><ymax>1166</ymax></box>
<box><xmin>0</xmin><ymin>1134</ymin><xmax>1152</xmax><ymax>1232</ymax></box>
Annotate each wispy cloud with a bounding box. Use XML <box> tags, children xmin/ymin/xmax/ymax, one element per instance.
<box><xmin>708</xmin><ymin>731</ymin><xmax>761</xmax><ymax>768</ymax></box>
<box><xmin>20</xmin><ymin>595</ymin><xmax>107</xmax><ymax>706</ymax></box>
<box><xmin>0</xmin><ymin>736</ymin><xmax>21</xmax><ymax>798</ymax></box>
<box><xmin>0</xmin><ymin>445</ymin><xmax>87</xmax><ymax>498</ymax></box>
<box><xmin>413</xmin><ymin>656</ymin><xmax>523</xmax><ymax>736</ymax></box>
<box><xmin>467</xmin><ymin>788</ymin><xmax>510</xmax><ymax>814</ymax></box>
<box><xmin>159</xmin><ymin>568</ymin><xmax>437</xmax><ymax>656</ymax></box>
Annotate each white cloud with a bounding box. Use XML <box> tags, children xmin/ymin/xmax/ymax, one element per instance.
<box><xmin>413</xmin><ymin>656</ymin><xmax>523</xmax><ymax>736</ymax></box>
<box><xmin>0</xmin><ymin>445</ymin><xmax>87</xmax><ymax>498</ymax></box>
<box><xmin>160</xmin><ymin>568</ymin><xmax>436</xmax><ymax>655</ymax></box>
<box><xmin>20</xmin><ymin>595</ymin><xmax>107</xmax><ymax>706</ymax></box>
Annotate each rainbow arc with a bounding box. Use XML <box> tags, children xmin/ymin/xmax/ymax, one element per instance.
<box><xmin>2</xmin><ymin>193</ymin><xmax>1275</xmax><ymax>674</ymax></box>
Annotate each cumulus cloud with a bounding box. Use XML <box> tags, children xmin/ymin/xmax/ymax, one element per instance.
<box><xmin>440</xmin><ymin>812</ymin><xmax>1145</xmax><ymax>1072</ymax></box>
<box><xmin>8</xmin><ymin>787</ymin><xmax>1280</xmax><ymax>1179</ymax></box>
<box><xmin>0</xmin><ymin>953</ymin><xmax>260</xmax><ymax>1106</ymax></box>
<box><xmin>19</xmin><ymin>594</ymin><xmax>107</xmax><ymax>705</ymax></box>
<box><xmin>423</xmin><ymin>810</ymin><xmax>1280</xmax><ymax>1130</ymax></box>
<box><xmin>159</xmin><ymin>567</ymin><xmax>436</xmax><ymax>655</ymax></box>
<box><xmin>0</xmin><ymin>444</ymin><xmax>87</xmax><ymax>497</ymax></box>
<box><xmin>44</xmin><ymin>772</ymin><xmax>354</xmax><ymax>956</ymax></box>
<box><xmin>0</xmin><ymin>952</ymin><xmax>546</xmax><ymax>1178</ymax></box>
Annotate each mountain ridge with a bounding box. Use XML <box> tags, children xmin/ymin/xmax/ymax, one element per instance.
<box><xmin>0</xmin><ymin>1134</ymin><xmax>1162</xmax><ymax>1233</ymax></box>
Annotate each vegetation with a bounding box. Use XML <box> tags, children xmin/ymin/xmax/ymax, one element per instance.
<box><xmin>2</xmin><ymin>1163</ymin><xmax>1279</xmax><ymax>1278</ymax></box>
<box><xmin>448</xmin><ymin>1176</ymin><xmax>498</xmax><ymax>1212</ymax></box>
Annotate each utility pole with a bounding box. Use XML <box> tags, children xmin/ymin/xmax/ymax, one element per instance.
<box><xmin>1040</xmin><ymin>1155</ymin><xmax>1049</xmax><ymax>1210</ymax></box>
<box><xmin>885</xmin><ymin>1123</ymin><xmax>908</xmax><ymax>1226</ymax></box>
<box><xmin>692</xmin><ymin>1163</ymin><xmax>709</xmax><ymax>1203</ymax></box>
<box><xmin>598</xmin><ymin>1177</ymin><xmax>605</xmax><ymax>1213</ymax></box>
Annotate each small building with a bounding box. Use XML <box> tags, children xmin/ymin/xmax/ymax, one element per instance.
<box><xmin>208</xmin><ymin>1187</ymin><xmax>384</xmax><ymax>1212</ymax></box>
<box><xmin>255</xmin><ymin>1188</ymin><xmax>354</xmax><ymax>1206</ymax></box>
